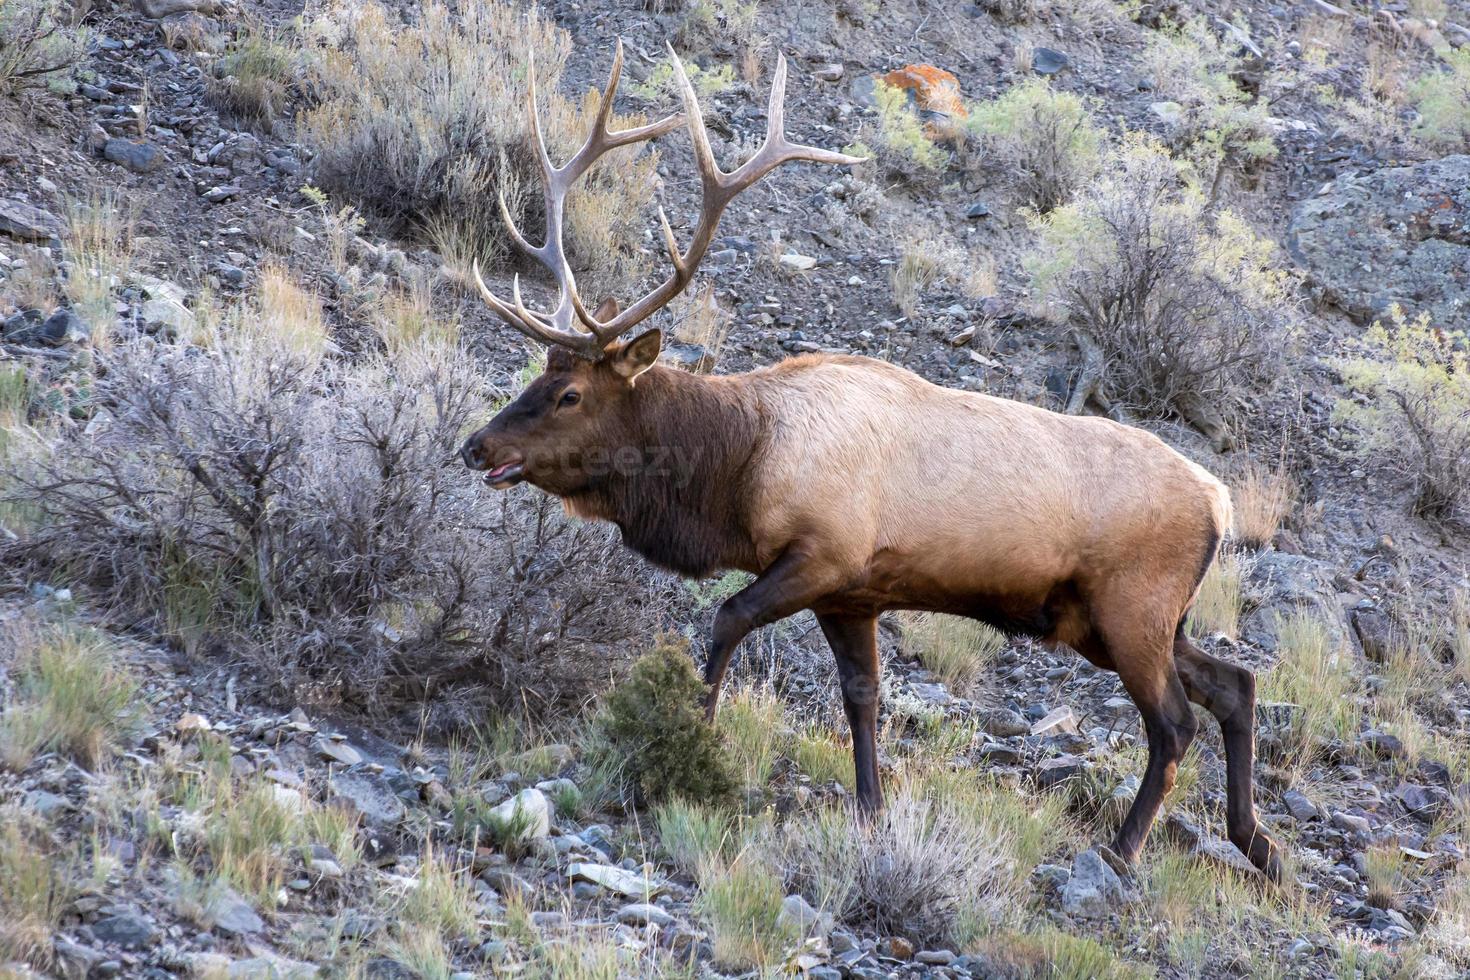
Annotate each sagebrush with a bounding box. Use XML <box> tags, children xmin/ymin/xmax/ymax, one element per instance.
<box><xmin>967</xmin><ymin>78</ymin><xmax>1103</xmax><ymax>212</ymax></box>
<box><xmin>298</xmin><ymin>0</ymin><xmax>660</xmax><ymax>297</ymax></box>
<box><xmin>1028</xmin><ymin>138</ymin><xmax>1294</xmax><ymax>426</ymax></box>
<box><xmin>1335</xmin><ymin>304</ymin><xmax>1470</xmax><ymax>522</ymax></box>
<box><xmin>3</xmin><ymin>318</ymin><xmax>674</xmax><ymax>725</ymax></box>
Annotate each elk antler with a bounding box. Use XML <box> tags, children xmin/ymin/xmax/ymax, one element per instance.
<box><xmin>475</xmin><ymin>41</ymin><xmax>865</xmax><ymax>359</ymax></box>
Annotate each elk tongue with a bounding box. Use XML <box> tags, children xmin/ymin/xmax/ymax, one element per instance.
<box><xmin>484</xmin><ymin>460</ymin><xmax>524</xmax><ymax>488</ymax></box>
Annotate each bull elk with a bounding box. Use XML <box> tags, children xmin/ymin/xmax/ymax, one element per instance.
<box><xmin>460</xmin><ymin>42</ymin><xmax>1283</xmax><ymax>881</ymax></box>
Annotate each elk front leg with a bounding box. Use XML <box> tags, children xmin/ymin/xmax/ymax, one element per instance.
<box><xmin>703</xmin><ymin>547</ymin><xmax>844</xmax><ymax>721</ymax></box>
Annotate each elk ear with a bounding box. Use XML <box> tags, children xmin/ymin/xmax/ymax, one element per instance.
<box><xmin>593</xmin><ymin>298</ymin><xmax>620</xmax><ymax>321</ymax></box>
<box><xmin>610</xmin><ymin>328</ymin><xmax>662</xmax><ymax>384</ymax></box>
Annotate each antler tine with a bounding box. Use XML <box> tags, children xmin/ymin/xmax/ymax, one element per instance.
<box><xmin>477</xmin><ymin>36</ymin><xmax>685</xmax><ymax>353</ymax></box>
<box><xmin>472</xmin><ymin>259</ymin><xmax>599</xmax><ymax>354</ymax></box>
<box><xmin>586</xmin><ymin>46</ymin><xmax>864</xmax><ymax>343</ymax></box>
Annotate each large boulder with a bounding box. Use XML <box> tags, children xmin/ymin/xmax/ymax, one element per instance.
<box><xmin>1287</xmin><ymin>155</ymin><xmax>1470</xmax><ymax>326</ymax></box>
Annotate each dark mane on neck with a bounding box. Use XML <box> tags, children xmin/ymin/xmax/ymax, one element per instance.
<box><xmin>569</xmin><ymin>367</ymin><xmax>762</xmax><ymax>577</ymax></box>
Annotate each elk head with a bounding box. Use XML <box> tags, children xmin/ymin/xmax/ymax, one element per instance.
<box><xmin>460</xmin><ymin>40</ymin><xmax>861</xmax><ymax>494</ymax></box>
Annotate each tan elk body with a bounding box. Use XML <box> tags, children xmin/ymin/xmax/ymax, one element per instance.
<box><xmin>460</xmin><ymin>42</ymin><xmax>1283</xmax><ymax>881</ymax></box>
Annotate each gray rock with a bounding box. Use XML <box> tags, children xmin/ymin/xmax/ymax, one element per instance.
<box><xmin>211</xmin><ymin>889</ymin><xmax>264</xmax><ymax>936</ymax></box>
<box><xmin>1287</xmin><ymin>155</ymin><xmax>1470</xmax><ymax>327</ymax></box>
<box><xmin>140</xmin><ymin>296</ymin><xmax>193</xmax><ymax>335</ymax></box>
<box><xmin>616</xmin><ymin>902</ymin><xmax>674</xmax><ymax>927</ymax></box>
<box><xmin>1332</xmin><ymin>810</ymin><xmax>1373</xmax><ymax>839</ymax></box>
<box><xmin>1032</xmin><ymin>47</ymin><xmax>1069</xmax><ymax>74</ymax></box>
<box><xmin>1030</xmin><ymin>705</ymin><xmax>1078</xmax><ymax>736</ymax></box>
<box><xmin>977</xmin><ymin>707</ymin><xmax>1029</xmax><ymax>737</ymax></box>
<box><xmin>1035</xmin><ymin>754</ymin><xmax>1088</xmax><ymax>788</ymax></box>
<box><xmin>662</xmin><ymin>341</ymin><xmax>716</xmax><ymax>375</ymax></box>
<box><xmin>329</xmin><ymin>772</ymin><xmax>406</xmax><ymax>828</ymax></box>
<box><xmin>315</xmin><ymin>737</ymin><xmax>363</xmax><ymax>766</ymax></box>
<box><xmin>778</xmin><ymin>893</ymin><xmax>832</xmax><ymax>938</ymax></box>
<box><xmin>1283</xmin><ymin>789</ymin><xmax>1320</xmax><ymax>822</ymax></box>
<box><xmin>5</xmin><ymin>308</ymin><xmax>90</xmax><ymax>347</ymax></box>
<box><xmin>103</xmin><ymin>139</ymin><xmax>164</xmax><ymax>173</ymax></box>
<box><xmin>1360</xmin><ymin>730</ymin><xmax>1405</xmax><ymax>760</ymax></box>
<box><xmin>480</xmin><ymin>866</ymin><xmax>535</xmax><ymax>901</ymax></box>
<box><xmin>1060</xmin><ymin>849</ymin><xmax>1124</xmax><ymax>918</ymax></box>
<box><xmin>486</xmin><ymin>787</ymin><xmax>551</xmax><ymax>841</ymax></box>
<box><xmin>24</xmin><ymin>789</ymin><xmax>71</xmax><ymax>816</ymax></box>
<box><xmin>1241</xmin><ymin>552</ymin><xmax>1350</xmax><ymax>652</ymax></box>
<box><xmin>0</xmin><ymin>198</ymin><xmax>62</xmax><ymax>241</ymax></box>
<box><xmin>92</xmin><ymin>911</ymin><xmax>159</xmax><ymax>948</ymax></box>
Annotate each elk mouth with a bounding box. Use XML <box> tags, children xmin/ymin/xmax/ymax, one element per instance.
<box><xmin>483</xmin><ymin>456</ymin><xmax>525</xmax><ymax>489</ymax></box>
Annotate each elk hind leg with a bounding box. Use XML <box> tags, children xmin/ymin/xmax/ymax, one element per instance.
<box><xmin>816</xmin><ymin>613</ymin><xmax>883</xmax><ymax>814</ymax></box>
<box><xmin>1174</xmin><ymin>630</ymin><xmax>1283</xmax><ymax>881</ymax></box>
<box><xmin>1102</xmin><ymin>616</ymin><xmax>1198</xmax><ymax>866</ymax></box>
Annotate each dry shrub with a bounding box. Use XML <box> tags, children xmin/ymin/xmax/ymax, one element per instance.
<box><xmin>298</xmin><ymin>0</ymin><xmax>659</xmax><ymax>297</ymax></box>
<box><xmin>1028</xmin><ymin>137</ymin><xmax>1294</xmax><ymax>421</ymax></box>
<box><xmin>967</xmin><ymin>78</ymin><xmax>1103</xmax><ymax>212</ymax></box>
<box><xmin>1230</xmin><ymin>461</ymin><xmax>1294</xmax><ymax>549</ymax></box>
<box><xmin>0</xmin><ymin>0</ymin><xmax>86</xmax><ymax>94</ymax></box>
<box><xmin>779</xmin><ymin>789</ymin><xmax>1016</xmax><ymax>947</ymax></box>
<box><xmin>1336</xmin><ymin>305</ymin><xmax>1470</xmax><ymax>523</ymax></box>
<box><xmin>2</xmin><ymin>325</ymin><xmax>674</xmax><ymax>726</ymax></box>
<box><xmin>207</xmin><ymin>19</ymin><xmax>295</xmax><ymax>129</ymax></box>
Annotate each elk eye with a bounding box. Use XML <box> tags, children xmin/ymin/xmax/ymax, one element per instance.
<box><xmin>559</xmin><ymin>390</ymin><xmax>581</xmax><ymax>408</ymax></box>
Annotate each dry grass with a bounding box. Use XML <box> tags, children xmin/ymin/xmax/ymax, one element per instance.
<box><xmin>0</xmin><ymin>621</ymin><xmax>140</xmax><ymax>772</ymax></box>
<box><xmin>1364</xmin><ymin>842</ymin><xmax>1412</xmax><ymax>910</ymax></box>
<box><xmin>1187</xmin><ymin>550</ymin><xmax>1245</xmax><ymax>640</ymax></box>
<box><xmin>208</xmin><ymin>18</ymin><xmax>294</xmax><ymax>128</ymax></box>
<box><xmin>0</xmin><ymin>813</ymin><xmax>75</xmax><ymax>968</ymax></box>
<box><xmin>695</xmin><ymin>852</ymin><xmax>796</xmax><ymax>972</ymax></box>
<box><xmin>654</xmin><ymin>798</ymin><xmax>738</xmax><ymax>880</ymax></box>
<box><xmin>669</xmin><ymin>283</ymin><xmax>733</xmax><ymax>363</ymax></box>
<box><xmin>298</xmin><ymin>0</ymin><xmax>659</xmax><ymax>297</ymax></box>
<box><xmin>245</xmin><ymin>261</ymin><xmax>329</xmax><ymax>359</ymax></box>
<box><xmin>790</xmin><ymin>725</ymin><xmax>855</xmax><ymax>792</ymax></box>
<box><xmin>1258</xmin><ymin>610</ymin><xmax>1361</xmax><ymax>769</ymax></box>
<box><xmin>891</xmin><ymin>239</ymin><xmax>944</xmax><ymax>318</ymax></box>
<box><xmin>902</xmin><ymin>612</ymin><xmax>1005</xmax><ymax>692</ymax></box>
<box><xmin>717</xmin><ymin>686</ymin><xmax>788</xmax><ymax>790</ymax></box>
<box><xmin>1231</xmin><ymin>461</ymin><xmax>1294</xmax><ymax>549</ymax></box>
<box><xmin>1452</xmin><ymin>590</ymin><xmax>1470</xmax><ymax>685</ymax></box>
<box><xmin>779</xmin><ymin>786</ymin><xmax>1018</xmax><ymax>947</ymax></box>
<box><xmin>62</xmin><ymin>191</ymin><xmax>135</xmax><ymax>347</ymax></box>
<box><xmin>374</xmin><ymin>275</ymin><xmax>458</xmax><ymax>353</ymax></box>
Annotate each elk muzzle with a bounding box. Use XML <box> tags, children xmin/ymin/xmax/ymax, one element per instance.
<box><xmin>459</xmin><ymin>433</ymin><xmax>525</xmax><ymax>489</ymax></box>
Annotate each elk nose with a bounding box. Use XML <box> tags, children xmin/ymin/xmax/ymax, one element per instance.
<box><xmin>460</xmin><ymin>440</ymin><xmax>484</xmax><ymax>470</ymax></box>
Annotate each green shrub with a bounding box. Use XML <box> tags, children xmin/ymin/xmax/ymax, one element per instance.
<box><xmin>593</xmin><ymin>639</ymin><xmax>737</xmax><ymax>807</ymax></box>
<box><xmin>1410</xmin><ymin>48</ymin><xmax>1470</xmax><ymax>151</ymax></box>
<box><xmin>1139</xmin><ymin>18</ymin><xmax>1276</xmax><ymax>196</ymax></box>
<box><xmin>852</xmin><ymin>79</ymin><xmax>949</xmax><ymax>178</ymax></box>
<box><xmin>967</xmin><ymin>78</ymin><xmax>1103</xmax><ymax>211</ymax></box>
<box><xmin>1335</xmin><ymin>304</ymin><xmax>1470</xmax><ymax>521</ymax></box>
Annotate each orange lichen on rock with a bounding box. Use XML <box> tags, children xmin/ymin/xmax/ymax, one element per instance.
<box><xmin>880</xmin><ymin>64</ymin><xmax>968</xmax><ymax>121</ymax></box>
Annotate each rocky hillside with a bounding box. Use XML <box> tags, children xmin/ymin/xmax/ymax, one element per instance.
<box><xmin>1</xmin><ymin>0</ymin><xmax>1469</xmax><ymax>977</ymax></box>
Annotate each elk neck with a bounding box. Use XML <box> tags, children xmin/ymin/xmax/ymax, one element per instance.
<box><xmin>562</xmin><ymin>364</ymin><xmax>763</xmax><ymax>577</ymax></box>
